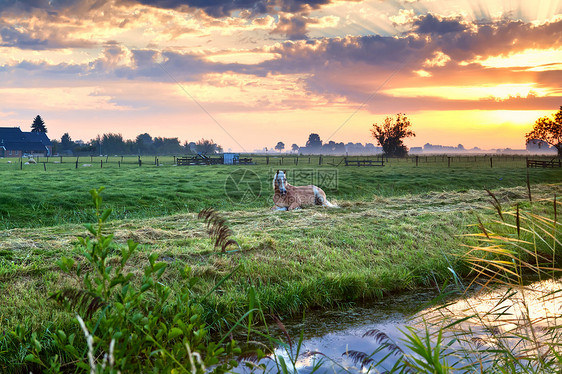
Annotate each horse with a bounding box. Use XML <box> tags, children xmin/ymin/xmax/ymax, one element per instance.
<box><xmin>272</xmin><ymin>170</ymin><xmax>337</xmax><ymax>211</ymax></box>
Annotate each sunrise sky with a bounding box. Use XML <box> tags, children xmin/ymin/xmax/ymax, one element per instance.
<box><xmin>1</xmin><ymin>0</ymin><xmax>561</xmax><ymax>151</ymax></box>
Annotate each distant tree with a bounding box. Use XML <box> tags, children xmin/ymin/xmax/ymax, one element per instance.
<box><xmin>305</xmin><ymin>133</ymin><xmax>322</xmax><ymax>149</ymax></box>
<box><xmin>195</xmin><ymin>139</ymin><xmax>222</xmax><ymax>154</ymax></box>
<box><xmin>102</xmin><ymin>133</ymin><xmax>127</xmax><ymax>155</ymax></box>
<box><xmin>31</xmin><ymin>115</ymin><xmax>47</xmax><ymax>133</ymax></box>
<box><xmin>322</xmin><ymin>140</ymin><xmax>336</xmax><ymax>153</ymax></box>
<box><xmin>153</xmin><ymin>137</ymin><xmax>183</xmax><ymax>155</ymax></box>
<box><xmin>60</xmin><ymin>132</ymin><xmax>74</xmax><ymax>151</ymax></box>
<box><xmin>370</xmin><ymin>113</ymin><xmax>415</xmax><ymax>157</ymax></box>
<box><xmin>526</xmin><ymin>106</ymin><xmax>562</xmax><ymax>157</ymax></box>
<box><xmin>135</xmin><ymin>133</ymin><xmax>154</xmax><ymax>154</ymax></box>
<box><xmin>334</xmin><ymin>142</ymin><xmax>346</xmax><ymax>154</ymax></box>
<box><xmin>291</xmin><ymin>143</ymin><xmax>299</xmax><ymax>153</ymax></box>
<box><xmin>275</xmin><ymin>141</ymin><xmax>285</xmax><ymax>152</ymax></box>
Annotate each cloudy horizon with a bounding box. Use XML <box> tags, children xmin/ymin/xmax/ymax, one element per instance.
<box><xmin>1</xmin><ymin>0</ymin><xmax>561</xmax><ymax>151</ymax></box>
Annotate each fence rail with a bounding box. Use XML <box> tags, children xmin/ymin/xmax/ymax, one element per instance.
<box><xmin>527</xmin><ymin>158</ymin><xmax>562</xmax><ymax>168</ymax></box>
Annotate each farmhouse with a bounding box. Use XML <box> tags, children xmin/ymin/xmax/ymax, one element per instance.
<box><xmin>0</xmin><ymin>127</ymin><xmax>53</xmax><ymax>158</ymax></box>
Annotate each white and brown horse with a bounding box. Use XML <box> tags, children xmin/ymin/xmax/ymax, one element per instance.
<box><xmin>272</xmin><ymin>170</ymin><xmax>337</xmax><ymax>211</ymax></box>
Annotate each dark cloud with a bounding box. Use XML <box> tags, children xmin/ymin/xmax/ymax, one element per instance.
<box><xmin>413</xmin><ymin>13</ymin><xmax>467</xmax><ymax>34</ymax></box>
<box><xmin>0</xmin><ymin>0</ymin><xmax>343</xmax><ymax>17</ymax></box>
<box><xmin>0</xmin><ymin>24</ymin><xmax>97</xmax><ymax>49</ymax></box>
<box><xmin>412</xmin><ymin>15</ymin><xmax>562</xmax><ymax>61</ymax></box>
<box><xmin>131</xmin><ymin>0</ymin><xmax>335</xmax><ymax>17</ymax></box>
<box><xmin>0</xmin><ymin>26</ymin><xmax>48</xmax><ymax>48</ymax></box>
<box><xmin>271</xmin><ymin>14</ymin><xmax>310</xmax><ymax>40</ymax></box>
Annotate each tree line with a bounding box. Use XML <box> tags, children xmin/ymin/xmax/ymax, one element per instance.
<box><xmin>53</xmin><ymin>133</ymin><xmax>223</xmax><ymax>156</ymax></box>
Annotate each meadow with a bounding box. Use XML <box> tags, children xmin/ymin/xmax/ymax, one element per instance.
<box><xmin>0</xmin><ymin>154</ymin><xmax>561</xmax><ymax>372</ymax></box>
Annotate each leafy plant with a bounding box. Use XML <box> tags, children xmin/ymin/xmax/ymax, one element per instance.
<box><xmin>16</xmin><ymin>187</ymin><xmax>241</xmax><ymax>373</ymax></box>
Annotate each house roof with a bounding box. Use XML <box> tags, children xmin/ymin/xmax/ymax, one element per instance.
<box><xmin>0</xmin><ymin>127</ymin><xmax>27</xmax><ymax>143</ymax></box>
<box><xmin>25</xmin><ymin>131</ymin><xmax>52</xmax><ymax>146</ymax></box>
<box><xmin>0</xmin><ymin>127</ymin><xmax>50</xmax><ymax>153</ymax></box>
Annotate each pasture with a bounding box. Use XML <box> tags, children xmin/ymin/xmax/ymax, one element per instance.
<box><xmin>0</xmin><ymin>154</ymin><xmax>561</xmax><ymax>371</ymax></box>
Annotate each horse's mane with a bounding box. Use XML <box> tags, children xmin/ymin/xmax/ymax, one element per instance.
<box><xmin>273</xmin><ymin>170</ymin><xmax>287</xmax><ymax>189</ymax></box>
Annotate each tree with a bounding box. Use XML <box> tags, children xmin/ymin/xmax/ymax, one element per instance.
<box><xmin>102</xmin><ymin>133</ymin><xmax>127</xmax><ymax>155</ymax></box>
<box><xmin>275</xmin><ymin>141</ymin><xmax>285</xmax><ymax>152</ymax></box>
<box><xmin>370</xmin><ymin>113</ymin><xmax>415</xmax><ymax>157</ymax></box>
<box><xmin>31</xmin><ymin>115</ymin><xmax>47</xmax><ymax>133</ymax></box>
<box><xmin>195</xmin><ymin>139</ymin><xmax>222</xmax><ymax>154</ymax></box>
<box><xmin>526</xmin><ymin>106</ymin><xmax>562</xmax><ymax>156</ymax></box>
<box><xmin>291</xmin><ymin>144</ymin><xmax>299</xmax><ymax>153</ymax></box>
<box><xmin>305</xmin><ymin>133</ymin><xmax>322</xmax><ymax>149</ymax></box>
<box><xmin>60</xmin><ymin>133</ymin><xmax>74</xmax><ymax>151</ymax></box>
<box><xmin>135</xmin><ymin>133</ymin><xmax>154</xmax><ymax>154</ymax></box>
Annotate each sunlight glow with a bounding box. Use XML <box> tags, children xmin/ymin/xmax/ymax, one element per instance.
<box><xmin>475</xmin><ymin>48</ymin><xmax>562</xmax><ymax>71</ymax></box>
<box><xmin>205</xmin><ymin>52</ymin><xmax>279</xmax><ymax>64</ymax></box>
<box><xmin>385</xmin><ymin>84</ymin><xmax>551</xmax><ymax>101</ymax></box>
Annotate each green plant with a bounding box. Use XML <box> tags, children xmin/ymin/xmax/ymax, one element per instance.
<box><xmin>17</xmin><ymin>187</ymin><xmax>241</xmax><ymax>373</ymax></box>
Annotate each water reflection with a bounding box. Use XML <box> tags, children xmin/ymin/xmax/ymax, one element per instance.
<box><xmin>236</xmin><ymin>290</ymin><xmax>439</xmax><ymax>373</ymax></box>
<box><xmin>236</xmin><ymin>279</ymin><xmax>562</xmax><ymax>373</ymax></box>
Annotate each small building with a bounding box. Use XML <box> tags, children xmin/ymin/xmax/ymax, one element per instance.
<box><xmin>223</xmin><ymin>153</ymin><xmax>240</xmax><ymax>165</ymax></box>
<box><xmin>0</xmin><ymin>127</ymin><xmax>52</xmax><ymax>157</ymax></box>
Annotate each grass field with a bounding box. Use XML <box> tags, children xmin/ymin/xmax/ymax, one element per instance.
<box><xmin>0</xmin><ymin>154</ymin><xmax>559</xmax><ymax>229</ymax></box>
<box><xmin>1</xmin><ymin>154</ymin><xmax>561</xmax><ymax>371</ymax></box>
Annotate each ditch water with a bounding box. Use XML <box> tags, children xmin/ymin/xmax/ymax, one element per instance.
<box><xmin>235</xmin><ymin>278</ymin><xmax>562</xmax><ymax>373</ymax></box>
<box><xmin>234</xmin><ymin>289</ymin><xmax>441</xmax><ymax>373</ymax></box>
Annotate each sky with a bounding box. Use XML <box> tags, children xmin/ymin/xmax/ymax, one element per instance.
<box><xmin>1</xmin><ymin>0</ymin><xmax>561</xmax><ymax>152</ymax></box>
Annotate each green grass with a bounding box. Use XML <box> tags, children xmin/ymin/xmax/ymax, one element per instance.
<box><xmin>0</xmin><ymin>154</ymin><xmax>561</xmax><ymax>371</ymax></box>
<box><xmin>0</xmin><ymin>154</ymin><xmax>560</xmax><ymax>229</ymax></box>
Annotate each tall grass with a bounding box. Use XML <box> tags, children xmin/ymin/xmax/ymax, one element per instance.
<box><xmin>357</xmin><ymin>193</ymin><xmax>562</xmax><ymax>373</ymax></box>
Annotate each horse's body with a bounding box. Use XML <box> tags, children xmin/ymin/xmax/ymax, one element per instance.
<box><xmin>272</xmin><ymin>170</ymin><xmax>337</xmax><ymax>211</ymax></box>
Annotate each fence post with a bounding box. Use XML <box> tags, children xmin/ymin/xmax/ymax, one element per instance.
<box><xmin>60</xmin><ymin>155</ymin><xmax>63</xmax><ymax>163</ymax></box>
<box><xmin>448</xmin><ymin>157</ymin><xmax>451</xmax><ymax>168</ymax></box>
<box><xmin>43</xmin><ymin>162</ymin><xmax>47</xmax><ymax>171</ymax></box>
<box><xmin>295</xmin><ymin>157</ymin><xmax>298</xmax><ymax>165</ymax></box>
<box><xmin>490</xmin><ymin>157</ymin><xmax>493</xmax><ymax>168</ymax></box>
<box><xmin>20</xmin><ymin>158</ymin><xmax>22</xmax><ymax>170</ymax></box>
<box><xmin>416</xmin><ymin>156</ymin><xmax>419</xmax><ymax>167</ymax></box>
<box><xmin>118</xmin><ymin>161</ymin><xmax>121</xmax><ymax>168</ymax></box>
<box><xmin>319</xmin><ymin>156</ymin><xmax>322</xmax><ymax>165</ymax></box>
<box><xmin>76</xmin><ymin>160</ymin><xmax>78</xmax><ymax>169</ymax></box>
<box><xmin>101</xmin><ymin>160</ymin><xmax>103</xmax><ymax>168</ymax></box>
<box><xmin>266</xmin><ymin>156</ymin><xmax>269</xmax><ymax>165</ymax></box>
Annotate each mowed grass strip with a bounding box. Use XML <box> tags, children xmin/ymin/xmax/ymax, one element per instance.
<box><xmin>1</xmin><ymin>183</ymin><xmax>561</xmax><ymax>336</ymax></box>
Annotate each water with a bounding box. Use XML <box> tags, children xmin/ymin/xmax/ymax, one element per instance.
<box><xmin>235</xmin><ymin>279</ymin><xmax>562</xmax><ymax>373</ymax></box>
<box><xmin>235</xmin><ymin>290</ymin><xmax>440</xmax><ymax>373</ymax></box>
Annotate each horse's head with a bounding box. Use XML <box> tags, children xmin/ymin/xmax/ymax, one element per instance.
<box><xmin>273</xmin><ymin>170</ymin><xmax>287</xmax><ymax>196</ymax></box>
